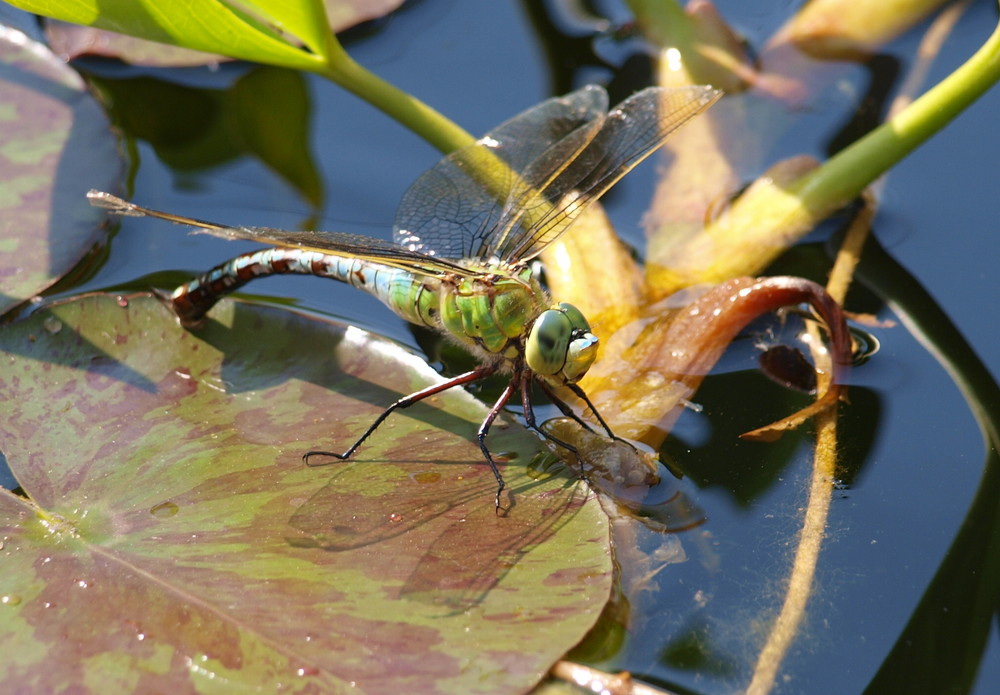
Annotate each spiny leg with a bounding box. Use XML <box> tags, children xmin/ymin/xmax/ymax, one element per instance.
<box><xmin>563</xmin><ymin>381</ymin><xmax>628</xmax><ymax>443</ymax></box>
<box><xmin>478</xmin><ymin>379</ymin><xmax>519</xmax><ymax>514</ymax></box>
<box><xmin>541</xmin><ymin>381</ymin><xmax>639</xmax><ymax>455</ymax></box>
<box><xmin>521</xmin><ymin>374</ymin><xmax>582</xmax><ymax>457</ymax></box>
<box><xmin>537</xmin><ymin>381</ymin><xmax>599</xmax><ymax>436</ymax></box>
<box><xmin>304</xmin><ymin>365</ymin><xmax>498</xmax><ymax>463</ymax></box>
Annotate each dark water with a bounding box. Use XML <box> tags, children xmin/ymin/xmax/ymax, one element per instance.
<box><xmin>4</xmin><ymin>1</ymin><xmax>999</xmax><ymax>693</ymax></box>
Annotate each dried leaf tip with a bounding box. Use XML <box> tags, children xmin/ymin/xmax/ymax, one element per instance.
<box><xmin>87</xmin><ymin>190</ymin><xmax>140</xmax><ymax>216</ymax></box>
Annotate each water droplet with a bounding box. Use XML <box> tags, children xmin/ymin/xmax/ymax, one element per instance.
<box><xmin>388</xmin><ymin>513</ymin><xmax>403</xmax><ymax>524</ymax></box>
<box><xmin>150</xmin><ymin>501</ymin><xmax>179</xmax><ymax>518</ymax></box>
<box><xmin>117</xmin><ymin>296</ymin><xmax>129</xmax><ymax>307</ymax></box>
<box><xmin>42</xmin><ymin>316</ymin><xmax>62</xmax><ymax>334</ymax></box>
<box><xmin>1</xmin><ymin>595</ymin><xmax>22</xmax><ymax>606</ymax></box>
<box><xmin>76</xmin><ymin>579</ymin><xmax>89</xmax><ymax>589</ymax></box>
<box><xmin>296</xmin><ymin>666</ymin><xmax>319</xmax><ymax>677</ymax></box>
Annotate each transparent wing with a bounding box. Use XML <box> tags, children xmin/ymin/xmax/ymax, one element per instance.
<box><xmin>494</xmin><ymin>85</ymin><xmax>723</xmax><ymax>262</ymax></box>
<box><xmin>392</xmin><ymin>85</ymin><xmax>721</xmax><ymax>263</ymax></box>
<box><xmin>184</xmin><ymin>225</ymin><xmax>474</xmax><ymax>276</ymax></box>
<box><xmin>90</xmin><ymin>85</ymin><xmax>720</xmax><ymax>273</ymax></box>
<box><xmin>87</xmin><ymin>191</ymin><xmax>473</xmax><ymax>278</ymax></box>
<box><xmin>392</xmin><ymin>85</ymin><xmax>609</xmax><ymax>260</ymax></box>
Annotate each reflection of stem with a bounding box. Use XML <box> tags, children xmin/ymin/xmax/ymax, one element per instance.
<box><xmin>886</xmin><ymin>0</ymin><xmax>971</xmax><ymax>118</ymax></box>
<box><xmin>855</xmin><ymin>237</ymin><xmax>1000</xmax><ymax>692</ymax></box>
<box><xmin>747</xmin><ymin>194</ymin><xmax>873</xmax><ymax>694</ymax></box>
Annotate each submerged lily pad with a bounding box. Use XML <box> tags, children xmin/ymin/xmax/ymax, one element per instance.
<box><xmin>0</xmin><ymin>294</ymin><xmax>611</xmax><ymax>694</ymax></box>
<box><xmin>0</xmin><ymin>26</ymin><xmax>119</xmax><ymax>315</ymax></box>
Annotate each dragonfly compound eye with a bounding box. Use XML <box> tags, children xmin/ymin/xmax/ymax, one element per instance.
<box><xmin>525</xmin><ymin>309</ymin><xmax>572</xmax><ymax>376</ymax></box>
<box><xmin>555</xmin><ymin>302</ymin><xmax>597</xmax><ymax>383</ymax></box>
<box><xmin>526</xmin><ymin>303</ymin><xmax>598</xmax><ymax>382</ymax></box>
<box><xmin>562</xmin><ymin>329</ymin><xmax>598</xmax><ymax>383</ymax></box>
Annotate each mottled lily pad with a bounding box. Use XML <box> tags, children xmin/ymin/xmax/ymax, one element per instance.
<box><xmin>0</xmin><ymin>293</ymin><xmax>611</xmax><ymax>694</ymax></box>
<box><xmin>0</xmin><ymin>25</ymin><xmax>119</xmax><ymax>315</ymax></box>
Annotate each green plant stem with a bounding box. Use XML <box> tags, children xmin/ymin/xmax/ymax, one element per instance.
<box><xmin>655</xmin><ymin>11</ymin><xmax>1000</xmax><ymax>290</ymax></box>
<box><xmin>793</xmin><ymin>9</ymin><xmax>1000</xmax><ymax>211</ymax></box>
<box><xmin>317</xmin><ymin>39</ymin><xmax>476</xmax><ymax>155</ymax></box>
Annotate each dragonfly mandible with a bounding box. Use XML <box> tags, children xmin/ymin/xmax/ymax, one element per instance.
<box><xmin>89</xmin><ymin>84</ymin><xmax>722</xmax><ymax>511</ymax></box>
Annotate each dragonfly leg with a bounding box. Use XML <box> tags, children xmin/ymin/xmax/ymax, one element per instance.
<box><xmin>522</xmin><ymin>377</ymin><xmax>581</xmax><ymax>457</ymax></box>
<box><xmin>537</xmin><ymin>381</ymin><xmax>599</xmax><ymax>435</ymax></box>
<box><xmin>478</xmin><ymin>379</ymin><xmax>519</xmax><ymax>514</ymax></box>
<box><xmin>304</xmin><ymin>365</ymin><xmax>497</xmax><ymax>464</ymax></box>
<box><xmin>563</xmin><ymin>382</ymin><xmax>629</xmax><ymax>443</ymax></box>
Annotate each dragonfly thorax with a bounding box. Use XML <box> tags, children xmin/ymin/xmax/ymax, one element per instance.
<box><xmin>525</xmin><ymin>302</ymin><xmax>598</xmax><ymax>384</ymax></box>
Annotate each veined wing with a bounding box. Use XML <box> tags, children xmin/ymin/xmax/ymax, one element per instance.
<box><xmin>392</xmin><ymin>85</ymin><xmax>722</xmax><ymax>264</ymax></box>
<box><xmin>497</xmin><ymin>85</ymin><xmax>722</xmax><ymax>262</ymax></box>
<box><xmin>87</xmin><ymin>191</ymin><xmax>472</xmax><ymax>277</ymax></box>
<box><xmin>393</xmin><ymin>85</ymin><xmax>610</xmax><ymax>260</ymax></box>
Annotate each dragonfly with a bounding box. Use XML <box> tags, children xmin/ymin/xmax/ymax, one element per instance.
<box><xmin>88</xmin><ymin>83</ymin><xmax>722</xmax><ymax>511</ymax></box>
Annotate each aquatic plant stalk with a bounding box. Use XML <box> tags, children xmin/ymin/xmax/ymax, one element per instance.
<box><xmin>655</xmin><ymin>11</ymin><xmax>1000</xmax><ymax>290</ymax></box>
<box><xmin>747</xmin><ymin>194</ymin><xmax>874</xmax><ymax>695</ymax></box>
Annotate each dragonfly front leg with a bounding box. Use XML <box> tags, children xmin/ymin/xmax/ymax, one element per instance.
<box><xmin>540</xmin><ymin>381</ymin><xmax>638</xmax><ymax>454</ymax></box>
<box><xmin>522</xmin><ymin>375</ymin><xmax>581</xmax><ymax>458</ymax></box>
<box><xmin>563</xmin><ymin>382</ymin><xmax>628</xmax><ymax>443</ymax></box>
<box><xmin>537</xmin><ymin>381</ymin><xmax>600</xmax><ymax>436</ymax></box>
<box><xmin>304</xmin><ymin>365</ymin><xmax>497</xmax><ymax>464</ymax></box>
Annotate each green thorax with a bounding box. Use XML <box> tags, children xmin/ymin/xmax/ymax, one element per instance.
<box><xmin>381</xmin><ymin>261</ymin><xmax>545</xmax><ymax>358</ymax></box>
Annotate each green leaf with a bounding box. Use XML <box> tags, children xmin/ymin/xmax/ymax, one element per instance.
<box><xmin>43</xmin><ymin>4</ymin><xmax>402</xmax><ymax>67</ymax></box>
<box><xmin>14</xmin><ymin>0</ymin><xmax>477</xmax><ymax>154</ymax></box>
<box><xmin>46</xmin><ymin>20</ymin><xmax>228</xmax><ymax>66</ymax></box>
<box><xmin>0</xmin><ymin>26</ymin><xmax>119</xmax><ymax>315</ymax></box>
<box><xmin>246</xmin><ymin>0</ymin><xmax>331</xmax><ymax>61</ymax></box>
<box><xmin>0</xmin><ymin>294</ymin><xmax>611</xmax><ymax>693</ymax></box>
<box><xmin>7</xmin><ymin>0</ymin><xmax>327</xmax><ymax>71</ymax></box>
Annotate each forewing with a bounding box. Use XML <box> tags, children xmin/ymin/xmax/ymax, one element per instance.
<box><xmin>87</xmin><ymin>190</ymin><xmax>471</xmax><ymax>276</ymax></box>
<box><xmin>392</xmin><ymin>85</ymin><xmax>609</xmax><ymax>260</ymax></box>
<box><xmin>497</xmin><ymin>85</ymin><xmax>723</xmax><ymax>262</ymax></box>
<box><xmin>187</xmin><ymin>224</ymin><xmax>472</xmax><ymax>275</ymax></box>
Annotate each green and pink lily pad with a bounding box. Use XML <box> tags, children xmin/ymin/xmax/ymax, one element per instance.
<box><xmin>0</xmin><ymin>294</ymin><xmax>611</xmax><ymax>694</ymax></box>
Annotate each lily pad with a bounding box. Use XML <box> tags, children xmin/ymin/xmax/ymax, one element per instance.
<box><xmin>0</xmin><ymin>294</ymin><xmax>611</xmax><ymax>693</ymax></box>
<box><xmin>0</xmin><ymin>25</ymin><xmax>119</xmax><ymax>315</ymax></box>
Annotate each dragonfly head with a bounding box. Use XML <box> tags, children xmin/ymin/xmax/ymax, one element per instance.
<box><xmin>525</xmin><ymin>302</ymin><xmax>598</xmax><ymax>384</ymax></box>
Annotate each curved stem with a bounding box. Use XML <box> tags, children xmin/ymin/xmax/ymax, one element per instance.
<box><xmin>663</xmin><ymin>10</ymin><xmax>1000</xmax><ymax>289</ymax></box>
<box><xmin>316</xmin><ymin>39</ymin><xmax>476</xmax><ymax>155</ymax></box>
<box><xmin>793</xmin><ymin>10</ymin><xmax>1000</xmax><ymax>211</ymax></box>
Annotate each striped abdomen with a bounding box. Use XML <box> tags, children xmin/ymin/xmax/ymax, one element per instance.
<box><xmin>170</xmin><ymin>248</ymin><xmax>546</xmax><ymax>358</ymax></box>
